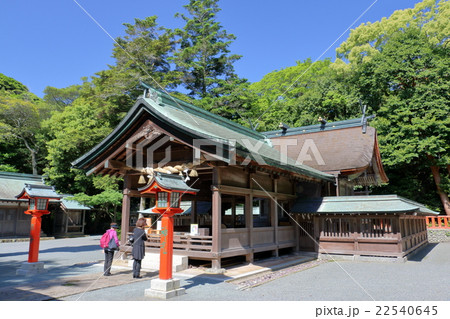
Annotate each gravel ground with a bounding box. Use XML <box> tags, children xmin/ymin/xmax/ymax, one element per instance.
<box><xmin>0</xmin><ymin>235</ymin><xmax>105</xmax><ymax>288</ymax></box>
<box><xmin>61</xmin><ymin>242</ymin><xmax>450</xmax><ymax>301</ymax></box>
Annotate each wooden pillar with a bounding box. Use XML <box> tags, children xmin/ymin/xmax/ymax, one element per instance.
<box><xmin>211</xmin><ymin>186</ymin><xmax>222</xmax><ymax>269</ymax></box>
<box><xmin>191</xmin><ymin>199</ymin><xmax>197</xmax><ymax>225</ymax></box>
<box><xmin>353</xmin><ymin>217</ymin><xmax>359</xmax><ymax>253</ymax></box>
<box><xmin>313</xmin><ymin>216</ymin><xmax>320</xmax><ymax>253</ymax></box>
<box><xmin>245</xmin><ymin>193</ymin><xmax>254</xmax><ymax>263</ymax></box>
<box><xmin>231</xmin><ymin>197</ymin><xmax>236</xmax><ymax>228</ymax></box>
<box><xmin>271</xmin><ymin>176</ymin><xmax>279</xmax><ymax>257</ymax></box>
<box><xmin>246</xmin><ymin>169</ymin><xmax>254</xmax><ymax>263</ymax></box>
<box><xmin>120</xmin><ymin>175</ymin><xmax>131</xmax><ymax>245</ymax></box>
<box><xmin>64</xmin><ymin>210</ymin><xmax>69</xmax><ymax>235</ymax></box>
<box><xmin>81</xmin><ymin>210</ymin><xmax>86</xmax><ymax>234</ymax></box>
<box><xmin>211</xmin><ymin>167</ymin><xmax>221</xmax><ymax>270</ymax></box>
<box><xmin>292</xmin><ymin>202</ymin><xmax>300</xmax><ymax>252</ymax></box>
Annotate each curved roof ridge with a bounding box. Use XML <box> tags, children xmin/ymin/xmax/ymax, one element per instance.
<box><xmin>146</xmin><ymin>86</ymin><xmax>265</xmax><ymax>141</ymax></box>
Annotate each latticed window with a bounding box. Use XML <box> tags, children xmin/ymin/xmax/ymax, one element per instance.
<box><xmin>322</xmin><ymin>218</ymin><xmax>352</xmax><ymax>237</ymax></box>
<box><xmin>170</xmin><ymin>192</ymin><xmax>180</xmax><ymax>208</ymax></box>
<box><xmin>36</xmin><ymin>199</ymin><xmax>48</xmax><ymax>210</ymax></box>
<box><xmin>157</xmin><ymin>192</ymin><xmax>168</xmax><ymax>207</ymax></box>
<box><xmin>361</xmin><ymin>218</ymin><xmax>393</xmax><ymax>238</ymax></box>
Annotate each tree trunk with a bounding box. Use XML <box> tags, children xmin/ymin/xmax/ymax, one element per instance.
<box><xmin>22</xmin><ymin>138</ymin><xmax>38</xmax><ymax>175</ymax></box>
<box><xmin>427</xmin><ymin>155</ymin><xmax>450</xmax><ymax>215</ymax></box>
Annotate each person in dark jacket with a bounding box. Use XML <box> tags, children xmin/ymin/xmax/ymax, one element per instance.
<box><xmin>104</xmin><ymin>222</ymin><xmax>120</xmax><ymax>276</ymax></box>
<box><xmin>132</xmin><ymin>218</ymin><xmax>148</xmax><ymax>278</ymax></box>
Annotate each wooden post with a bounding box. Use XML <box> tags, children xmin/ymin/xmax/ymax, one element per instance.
<box><xmin>353</xmin><ymin>217</ymin><xmax>359</xmax><ymax>253</ymax></box>
<box><xmin>211</xmin><ymin>167</ymin><xmax>222</xmax><ymax>270</ymax></box>
<box><xmin>272</xmin><ymin>177</ymin><xmax>278</xmax><ymax>257</ymax></box>
<box><xmin>120</xmin><ymin>175</ymin><xmax>131</xmax><ymax>245</ymax></box>
<box><xmin>191</xmin><ymin>199</ymin><xmax>197</xmax><ymax>225</ymax></box>
<box><xmin>246</xmin><ymin>170</ymin><xmax>254</xmax><ymax>263</ymax></box>
<box><xmin>211</xmin><ymin>186</ymin><xmax>222</xmax><ymax>269</ymax></box>
<box><xmin>313</xmin><ymin>216</ymin><xmax>320</xmax><ymax>253</ymax></box>
<box><xmin>244</xmin><ymin>193</ymin><xmax>254</xmax><ymax>262</ymax></box>
<box><xmin>81</xmin><ymin>210</ymin><xmax>86</xmax><ymax>234</ymax></box>
<box><xmin>64</xmin><ymin>210</ymin><xmax>69</xmax><ymax>235</ymax></box>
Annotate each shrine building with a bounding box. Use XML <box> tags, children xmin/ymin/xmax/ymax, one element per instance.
<box><xmin>72</xmin><ymin>86</ymin><xmax>437</xmax><ymax>269</ymax></box>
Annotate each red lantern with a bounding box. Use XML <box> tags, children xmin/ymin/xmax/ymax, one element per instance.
<box><xmin>16</xmin><ymin>184</ymin><xmax>62</xmax><ymax>265</ymax></box>
<box><xmin>139</xmin><ymin>173</ymin><xmax>198</xmax><ymax>280</ymax></box>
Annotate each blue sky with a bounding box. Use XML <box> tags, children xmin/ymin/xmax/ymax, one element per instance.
<box><xmin>0</xmin><ymin>0</ymin><xmax>423</xmax><ymax>97</ymax></box>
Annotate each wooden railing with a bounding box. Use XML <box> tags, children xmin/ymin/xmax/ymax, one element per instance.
<box><xmin>426</xmin><ymin>216</ymin><xmax>450</xmax><ymax>229</ymax></box>
<box><xmin>144</xmin><ymin>233</ymin><xmax>213</xmax><ymax>252</ymax></box>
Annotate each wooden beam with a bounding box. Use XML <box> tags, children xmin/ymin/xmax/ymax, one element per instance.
<box><xmin>218</xmin><ymin>185</ymin><xmax>296</xmax><ymax>200</ymax></box>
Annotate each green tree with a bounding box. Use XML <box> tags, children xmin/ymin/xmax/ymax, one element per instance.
<box><xmin>0</xmin><ymin>73</ymin><xmax>28</xmax><ymax>95</ymax></box>
<box><xmin>43</xmin><ymin>96</ymin><xmax>114</xmax><ymax>193</ymax></box>
<box><xmin>0</xmin><ymin>93</ymin><xmax>51</xmax><ymax>175</ymax></box>
<box><xmin>68</xmin><ymin>175</ymin><xmax>123</xmax><ymax>223</ymax></box>
<box><xmin>358</xmin><ymin>27</ymin><xmax>449</xmax><ymax>214</ymax></box>
<box><xmin>43</xmin><ymin>84</ymin><xmax>83</xmax><ymax>111</ymax></box>
<box><xmin>172</xmin><ymin>0</ymin><xmax>241</xmax><ymax>98</ymax></box>
<box><xmin>249</xmin><ymin>59</ymin><xmax>361</xmax><ymax>131</ymax></box>
<box><xmin>335</xmin><ymin>0</ymin><xmax>449</xmax><ymax>67</ymax></box>
<box><xmin>105</xmin><ymin>16</ymin><xmax>180</xmax><ymax>101</ymax></box>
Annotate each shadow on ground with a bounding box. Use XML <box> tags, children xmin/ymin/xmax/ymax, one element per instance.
<box><xmin>0</xmin><ymin>245</ymin><xmax>101</xmax><ymax>258</ymax></box>
<box><xmin>406</xmin><ymin>243</ymin><xmax>438</xmax><ymax>262</ymax></box>
<box><xmin>0</xmin><ymin>259</ymin><xmax>101</xmax><ymax>289</ymax></box>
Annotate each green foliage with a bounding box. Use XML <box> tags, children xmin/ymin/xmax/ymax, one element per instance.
<box><xmin>0</xmin><ymin>73</ymin><xmax>28</xmax><ymax>95</ymax></box>
<box><xmin>359</xmin><ymin>27</ymin><xmax>449</xmax><ymax>166</ymax></box>
<box><xmin>334</xmin><ymin>1</ymin><xmax>449</xmax><ymax>212</ymax></box>
<box><xmin>107</xmin><ymin>16</ymin><xmax>180</xmax><ymax>100</ymax></box>
<box><xmin>43</xmin><ymin>84</ymin><xmax>83</xmax><ymax>110</ymax></box>
<box><xmin>336</xmin><ymin>0</ymin><xmax>449</xmax><ymax>65</ymax></box>
<box><xmin>172</xmin><ymin>0</ymin><xmax>241</xmax><ymax>98</ymax></box>
<box><xmin>0</xmin><ymin>164</ymin><xmax>18</xmax><ymax>172</ymax></box>
<box><xmin>249</xmin><ymin>59</ymin><xmax>362</xmax><ymax>131</ymax></box>
<box><xmin>43</xmin><ymin>96</ymin><xmax>114</xmax><ymax>193</ymax></box>
<box><xmin>67</xmin><ymin>175</ymin><xmax>123</xmax><ymax>223</ymax></box>
<box><xmin>0</xmin><ymin>91</ymin><xmax>51</xmax><ymax>174</ymax></box>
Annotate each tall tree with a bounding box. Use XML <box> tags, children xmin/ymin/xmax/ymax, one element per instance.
<box><xmin>0</xmin><ymin>74</ymin><xmax>50</xmax><ymax>175</ymax></box>
<box><xmin>43</xmin><ymin>84</ymin><xmax>83</xmax><ymax>111</ymax></box>
<box><xmin>172</xmin><ymin>0</ymin><xmax>241</xmax><ymax>98</ymax></box>
<box><xmin>248</xmin><ymin>59</ymin><xmax>361</xmax><ymax>131</ymax></box>
<box><xmin>357</xmin><ymin>27</ymin><xmax>449</xmax><ymax>214</ymax></box>
<box><xmin>106</xmin><ymin>16</ymin><xmax>180</xmax><ymax>100</ymax></box>
<box><xmin>332</xmin><ymin>0</ymin><xmax>449</xmax><ymax>214</ymax></box>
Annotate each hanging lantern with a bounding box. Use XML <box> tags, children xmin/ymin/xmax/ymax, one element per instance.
<box><xmin>189</xmin><ymin>169</ymin><xmax>198</xmax><ymax>177</ymax></box>
<box><xmin>138</xmin><ymin>175</ymin><xmax>146</xmax><ymax>184</ymax></box>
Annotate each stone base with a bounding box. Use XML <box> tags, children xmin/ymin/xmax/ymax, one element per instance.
<box><xmin>129</xmin><ymin>253</ymin><xmax>188</xmax><ymax>272</ymax></box>
<box><xmin>16</xmin><ymin>262</ymin><xmax>47</xmax><ymax>276</ymax></box>
<box><xmin>144</xmin><ymin>278</ymin><xmax>186</xmax><ymax>299</ymax></box>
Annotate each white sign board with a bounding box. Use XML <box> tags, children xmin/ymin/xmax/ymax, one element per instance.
<box><xmin>190</xmin><ymin>224</ymin><xmax>198</xmax><ymax>236</ymax></box>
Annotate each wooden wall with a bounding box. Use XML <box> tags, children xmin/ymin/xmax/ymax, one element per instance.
<box><xmin>315</xmin><ymin>215</ymin><xmax>428</xmax><ymax>259</ymax></box>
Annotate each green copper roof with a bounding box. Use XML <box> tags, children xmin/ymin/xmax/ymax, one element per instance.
<box><xmin>0</xmin><ymin>171</ymin><xmax>44</xmax><ymax>201</ymax></box>
<box><xmin>291</xmin><ymin>195</ymin><xmax>437</xmax><ymax>216</ymax></box>
<box><xmin>73</xmin><ymin>86</ymin><xmax>334</xmax><ymax>182</ymax></box>
<box><xmin>61</xmin><ymin>195</ymin><xmax>91</xmax><ymax>211</ymax></box>
<box><xmin>264</xmin><ymin>115</ymin><xmax>375</xmax><ymax>138</ymax></box>
<box><xmin>138</xmin><ymin>172</ymin><xmax>200</xmax><ymax>193</ymax></box>
<box><xmin>16</xmin><ymin>184</ymin><xmax>62</xmax><ymax>200</ymax></box>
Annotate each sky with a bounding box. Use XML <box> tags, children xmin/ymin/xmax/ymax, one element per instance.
<box><xmin>0</xmin><ymin>0</ymin><xmax>424</xmax><ymax>97</ymax></box>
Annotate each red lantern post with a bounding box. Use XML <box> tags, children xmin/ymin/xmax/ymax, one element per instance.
<box><xmin>139</xmin><ymin>172</ymin><xmax>198</xmax><ymax>298</ymax></box>
<box><xmin>16</xmin><ymin>184</ymin><xmax>62</xmax><ymax>275</ymax></box>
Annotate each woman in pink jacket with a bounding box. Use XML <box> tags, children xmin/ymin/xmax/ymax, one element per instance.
<box><xmin>103</xmin><ymin>222</ymin><xmax>120</xmax><ymax>276</ymax></box>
